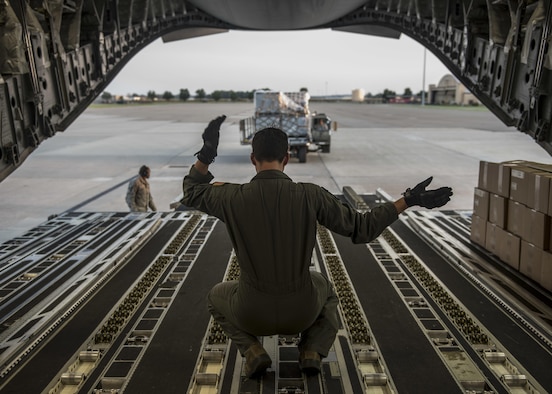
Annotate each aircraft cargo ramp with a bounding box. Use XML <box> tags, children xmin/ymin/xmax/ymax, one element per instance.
<box><xmin>0</xmin><ymin>188</ymin><xmax>551</xmax><ymax>394</ymax></box>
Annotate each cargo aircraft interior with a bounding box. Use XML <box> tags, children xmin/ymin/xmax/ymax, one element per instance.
<box><xmin>0</xmin><ymin>1</ymin><xmax>551</xmax><ymax>393</ymax></box>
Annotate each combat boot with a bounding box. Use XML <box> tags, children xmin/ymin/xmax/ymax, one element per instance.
<box><xmin>299</xmin><ymin>350</ymin><xmax>321</xmax><ymax>375</ymax></box>
<box><xmin>243</xmin><ymin>341</ymin><xmax>272</xmax><ymax>378</ymax></box>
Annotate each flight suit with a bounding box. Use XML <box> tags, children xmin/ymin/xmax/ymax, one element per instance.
<box><xmin>182</xmin><ymin>166</ymin><xmax>398</xmax><ymax>356</ymax></box>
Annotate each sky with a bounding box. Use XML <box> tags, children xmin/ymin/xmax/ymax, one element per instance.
<box><xmin>106</xmin><ymin>29</ymin><xmax>451</xmax><ymax>97</ymax></box>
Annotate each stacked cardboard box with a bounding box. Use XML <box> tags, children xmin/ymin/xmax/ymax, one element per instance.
<box><xmin>470</xmin><ymin>160</ymin><xmax>552</xmax><ymax>291</ymax></box>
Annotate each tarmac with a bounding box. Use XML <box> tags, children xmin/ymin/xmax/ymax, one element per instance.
<box><xmin>0</xmin><ymin>101</ymin><xmax>551</xmax><ymax>244</ymax></box>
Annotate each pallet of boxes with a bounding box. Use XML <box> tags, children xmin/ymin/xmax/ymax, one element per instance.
<box><xmin>471</xmin><ymin>160</ymin><xmax>552</xmax><ymax>292</ymax></box>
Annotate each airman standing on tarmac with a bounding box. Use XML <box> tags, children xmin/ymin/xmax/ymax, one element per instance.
<box><xmin>126</xmin><ymin>165</ymin><xmax>157</xmax><ymax>212</ymax></box>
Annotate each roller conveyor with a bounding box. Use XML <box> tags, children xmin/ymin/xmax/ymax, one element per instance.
<box><xmin>0</xmin><ymin>189</ymin><xmax>550</xmax><ymax>394</ymax></box>
<box><xmin>392</xmin><ymin>213</ymin><xmax>552</xmax><ymax>391</ymax></box>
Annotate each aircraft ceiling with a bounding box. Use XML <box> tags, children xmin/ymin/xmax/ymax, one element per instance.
<box><xmin>186</xmin><ymin>0</ymin><xmax>368</xmax><ymax>29</ymax></box>
<box><xmin>0</xmin><ymin>0</ymin><xmax>551</xmax><ymax>182</ymax></box>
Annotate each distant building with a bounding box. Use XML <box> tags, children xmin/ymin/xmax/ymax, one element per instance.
<box><xmin>429</xmin><ymin>74</ymin><xmax>480</xmax><ymax>106</ymax></box>
<box><xmin>352</xmin><ymin>89</ymin><xmax>365</xmax><ymax>102</ymax></box>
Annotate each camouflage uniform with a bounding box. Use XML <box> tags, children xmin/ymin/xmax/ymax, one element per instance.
<box><xmin>129</xmin><ymin>175</ymin><xmax>157</xmax><ymax>212</ymax></box>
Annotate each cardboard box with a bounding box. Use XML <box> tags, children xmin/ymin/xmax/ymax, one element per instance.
<box><xmin>489</xmin><ymin>194</ymin><xmax>507</xmax><ymax>228</ymax></box>
<box><xmin>522</xmin><ymin>208</ymin><xmax>550</xmax><ymax>250</ymax></box>
<box><xmin>499</xmin><ymin>230</ymin><xmax>521</xmax><ymax>270</ymax></box>
<box><xmin>470</xmin><ymin>214</ymin><xmax>486</xmax><ymax>247</ymax></box>
<box><xmin>541</xmin><ymin>251</ymin><xmax>552</xmax><ymax>291</ymax></box>
<box><xmin>478</xmin><ymin>161</ymin><xmax>511</xmax><ymax>196</ymax></box>
<box><xmin>548</xmin><ymin>179</ymin><xmax>552</xmax><ymax>216</ymax></box>
<box><xmin>478</xmin><ymin>161</ymin><xmax>491</xmax><ymax>191</ymax></box>
<box><xmin>522</xmin><ymin>161</ymin><xmax>552</xmax><ymax>173</ymax></box>
<box><xmin>507</xmin><ymin>200</ymin><xmax>525</xmax><ymax>237</ymax></box>
<box><xmin>485</xmin><ymin>222</ymin><xmax>501</xmax><ymax>255</ymax></box>
<box><xmin>511</xmin><ymin>166</ymin><xmax>552</xmax><ymax>210</ymax></box>
<box><xmin>520</xmin><ymin>241</ymin><xmax>543</xmax><ymax>282</ymax></box>
<box><xmin>473</xmin><ymin>188</ymin><xmax>489</xmax><ymax>220</ymax></box>
<box><xmin>510</xmin><ymin>167</ymin><xmax>530</xmax><ymax>205</ymax></box>
<box><xmin>504</xmin><ymin>160</ymin><xmax>552</xmax><ymax>214</ymax></box>
<box><xmin>527</xmin><ymin>172</ymin><xmax>551</xmax><ymax>213</ymax></box>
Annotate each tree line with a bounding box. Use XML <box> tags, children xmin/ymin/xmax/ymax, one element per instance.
<box><xmin>100</xmin><ymin>87</ymin><xmax>426</xmax><ymax>103</ymax></box>
<box><xmin>101</xmin><ymin>89</ymin><xmax>255</xmax><ymax>103</ymax></box>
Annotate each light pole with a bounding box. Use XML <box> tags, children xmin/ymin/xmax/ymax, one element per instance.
<box><xmin>422</xmin><ymin>48</ymin><xmax>427</xmax><ymax>106</ymax></box>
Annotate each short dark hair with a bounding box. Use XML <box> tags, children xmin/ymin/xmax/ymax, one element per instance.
<box><xmin>252</xmin><ymin>128</ymin><xmax>289</xmax><ymax>162</ymax></box>
<box><xmin>139</xmin><ymin>165</ymin><xmax>149</xmax><ymax>177</ymax></box>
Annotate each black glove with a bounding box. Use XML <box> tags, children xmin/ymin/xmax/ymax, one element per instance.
<box><xmin>195</xmin><ymin>115</ymin><xmax>226</xmax><ymax>164</ymax></box>
<box><xmin>403</xmin><ymin>176</ymin><xmax>453</xmax><ymax>208</ymax></box>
